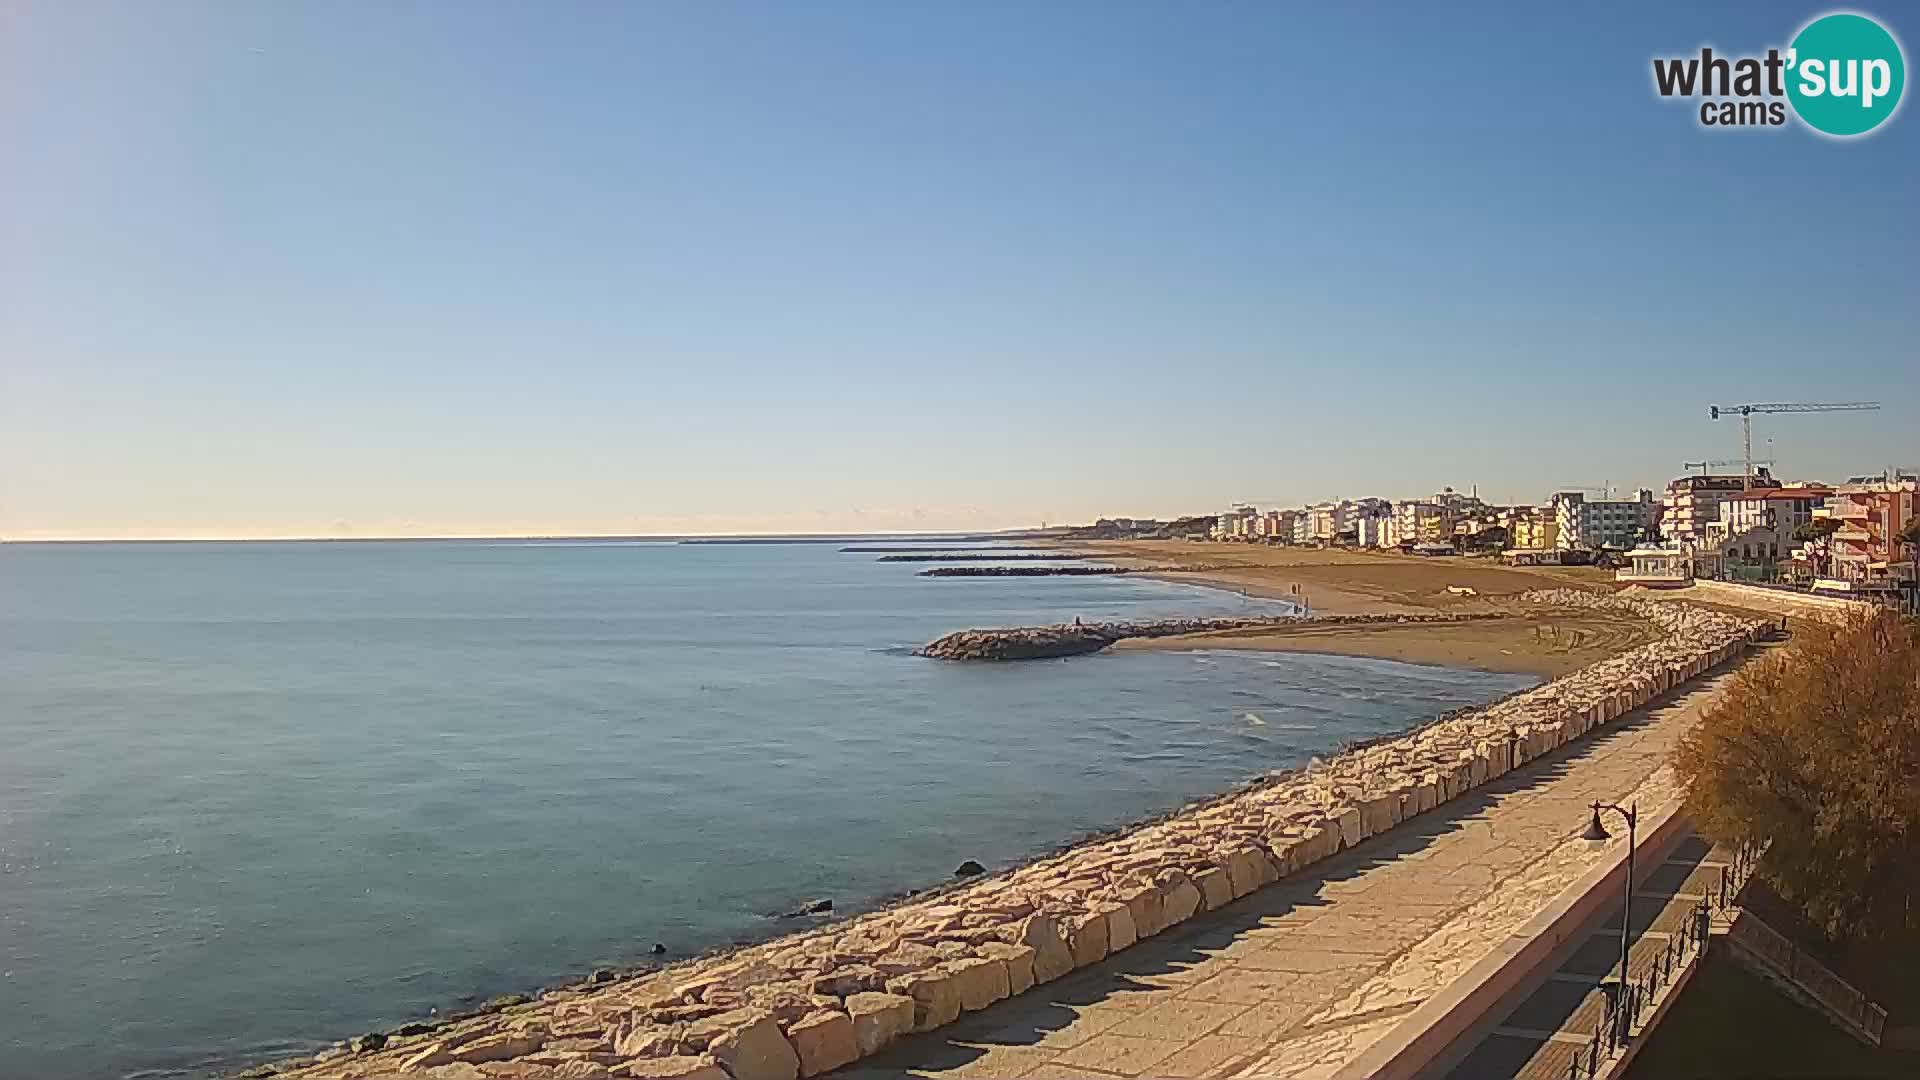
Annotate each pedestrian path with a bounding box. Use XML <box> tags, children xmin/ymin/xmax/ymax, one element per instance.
<box><xmin>832</xmin><ymin>669</ymin><xmax>1741</xmax><ymax>1080</ymax></box>
<box><xmin>1440</xmin><ymin>834</ymin><xmax>1731</xmax><ymax>1079</ymax></box>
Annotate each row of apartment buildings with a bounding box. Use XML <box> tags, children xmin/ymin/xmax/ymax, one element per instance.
<box><xmin>1211</xmin><ymin>487</ymin><xmax>1659</xmax><ymax>553</ymax></box>
<box><xmin>1204</xmin><ymin>469</ymin><xmax>1919</xmax><ymax>594</ymax></box>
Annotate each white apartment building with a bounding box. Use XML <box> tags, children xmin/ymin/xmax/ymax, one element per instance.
<box><xmin>1552</xmin><ymin>489</ymin><xmax>1656</xmax><ymax>551</ymax></box>
<box><xmin>1703</xmin><ymin>486</ymin><xmax>1830</xmax><ymax>550</ymax></box>
<box><xmin>1211</xmin><ymin>505</ymin><xmax>1259</xmax><ymax>540</ymax></box>
<box><xmin>1291</xmin><ymin>512</ymin><xmax>1315</xmax><ymax>545</ymax></box>
<box><xmin>1352</xmin><ymin>514</ymin><xmax>1388</xmax><ymax>548</ymax></box>
<box><xmin>1662</xmin><ymin>469</ymin><xmax>1773</xmax><ymax>547</ymax></box>
<box><xmin>1303</xmin><ymin>501</ymin><xmax>1355</xmax><ymax>543</ymax></box>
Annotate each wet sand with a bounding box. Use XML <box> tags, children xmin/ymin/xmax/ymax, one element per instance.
<box><xmin>1070</xmin><ymin>540</ymin><xmax>1614</xmax><ymax>615</ymax></box>
<box><xmin>1066</xmin><ymin>540</ymin><xmax>1647</xmax><ymax>675</ymax></box>
<box><xmin>1114</xmin><ymin>610</ymin><xmax>1661</xmax><ymax>677</ymax></box>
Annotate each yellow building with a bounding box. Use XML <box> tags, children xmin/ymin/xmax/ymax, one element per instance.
<box><xmin>1510</xmin><ymin>512</ymin><xmax>1560</xmax><ymax>551</ymax></box>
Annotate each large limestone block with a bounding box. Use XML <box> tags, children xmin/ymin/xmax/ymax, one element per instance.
<box><xmin>1480</xmin><ymin>740</ymin><xmax>1506</xmax><ymax>779</ymax></box>
<box><xmin>1160</xmin><ymin>879</ymin><xmax>1203</xmax><ymax>926</ymax></box>
<box><xmin>1253</xmin><ymin>847</ymin><xmax>1280</xmax><ymax>887</ymax></box>
<box><xmin>1012</xmin><ymin>914</ymin><xmax>1074</xmax><ymax>985</ymax></box>
<box><xmin>1360</xmin><ymin>795</ymin><xmax>1395</xmax><ymax>837</ymax></box>
<box><xmin>1301</xmin><ymin>821</ymin><xmax>1339</xmax><ymax>866</ymax></box>
<box><xmin>448</xmin><ymin>1031</ymin><xmax>544</xmax><ymax>1064</ymax></box>
<box><xmin>871</xmin><ymin>942</ymin><xmax>943</xmax><ymax>977</ymax></box>
<box><xmin>1449</xmin><ymin>760</ymin><xmax>1474</xmax><ymax>799</ymax></box>
<box><xmin>1336</xmin><ymin>807</ymin><xmax>1363</xmax><ymax>849</ymax></box>
<box><xmin>400</xmin><ymin>1041</ymin><xmax>460</xmax><ymax>1070</ymax></box>
<box><xmin>977</xmin><ymin>942</ymin><xmax>1036</xmax><ymax>996</ymax></box>
<box><xmin>1118</xmin><ymin>882</ymin><xmax>1163</xmax><ymax>938</ymax></box>
<box><xmin>1266</xmin><ymin>837</ymin><xmax>1302</xmax><ymax>878</ymax></box>
<box><xmin>784</xmin><ymin>1011</ymin><xmax>857</xmax><ymax>1078</ymax></box>
<box><xmin>884</xmin><ymin>969</ymin><xmax>961</xmax><ymax>1033</ymax></box>
<box><xmin>1413</xmin><ymin>778</ymin><xmax>1439</xmax><ymax>815</ymax></box>
<box><xmin>1066</xmin><ymin>909</ymin><xmax>1110</xmax><ymax>969</ymax></box>
<box><xmin>809</xmin><ymin>966</ymin><xmax>885</xmax><ymax>999</ymax></box>
<box><xmin>617</xmin><ymin>1055</ymin><xmax>731</xmax><ymax>1080</ymax></box>
<box><xmin>1104</xmin><ymin>902</ymin><xmax>1138</xmax><ymax>952</ymax></box>
<box><xmin>1195</xmin><ymin>866</ymin><xmax>1234</xmax><ymax>911</ymax></box>
<box><xmin>942</xmin><ymin>956</ymin><xmax>1010</xmax><ymax>1012</ymax></box>
<box><xmin>703</xmin><ymin>1010</ymin><xmax>799</xmax><ymax>1080</ymax></box>
<box><xmin>1224</xmin><ymin>850</ymin><xmax>1263</xmax><ymax>898</ymax></box>
<box><xmin>843</xmin><ymin>992</ymin><xmax>914</xmax><ymax>1057</ymax></box>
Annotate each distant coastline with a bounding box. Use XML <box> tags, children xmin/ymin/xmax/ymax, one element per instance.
<box><xmin>0</xmin><ymin>530</ymin><xmax>1062</xmax><ymax>546</ymax></box>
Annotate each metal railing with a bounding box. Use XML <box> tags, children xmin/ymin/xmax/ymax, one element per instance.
<box><xmin>1565</xmin><ymin>900</ymin><xmax>1714</xmax><ymax>1078</ymax></box>
<box><xmin>1725</xmin><ymin>911</ymin><xmax>1888</xmax><ymax>1044</ymax></box>
<box><xmin>1705</xmin><ymin>840</ymin><xmax>1886</xmax><ymax>1044</ymax></box>
<box><xmin>1713</xmin><ymin>841</ymin><xmax>1764</xmax><ymax>916</ymax></box>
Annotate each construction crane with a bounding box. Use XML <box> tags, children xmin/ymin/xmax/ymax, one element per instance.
<box><xmin>1708</xmin><ymin>402</ymin><xmax>1881</xmax><ymax>489</ymax></box>
<box><xmin>1682</xmin><ymin>458</ymin><xmax>1774</xmax><ymax>477</ymax></box>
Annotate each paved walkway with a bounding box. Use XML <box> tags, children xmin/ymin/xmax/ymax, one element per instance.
<box><xmin>833</xmin><ymin>668</ymin><xmax>1741</xmax><ymax>1080</ymax></box>
<box><xmin>1441</xmin><ymin>833</ymin><xmax>1732</xmax><ymax>1079</ymax></box>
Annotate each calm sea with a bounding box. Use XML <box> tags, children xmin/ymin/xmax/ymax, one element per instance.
<box><xmin>0</xmin><ymin>541</ymin><xmax>1534</xmax><ymax>1078</ymax></box>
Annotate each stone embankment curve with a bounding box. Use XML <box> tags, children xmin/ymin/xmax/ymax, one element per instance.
<box><xmin>264</xmin><ymin>590</ymin><xmax>1766</xmax><ymax>1080</ymax></box>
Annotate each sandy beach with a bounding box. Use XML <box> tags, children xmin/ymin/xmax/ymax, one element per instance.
<box><xmin>1064</xmin><ymin>540</ymin><xmax>1646</xmax><ymax>676</ymax></box>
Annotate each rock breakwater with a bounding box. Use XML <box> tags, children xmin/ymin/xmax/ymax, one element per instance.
<box><xmin>917</xmin><ymin>565</ymin><xmax>1133</xmax><ymax>577</ymax></box>
<box><xmin>916</xmin><ymin>612</ymin><xmax>1490</xmax><ymax>661</ymax></box>
<box><xmin>263</xmin><ymin>591</ymin><xmax>1767</xmax><ymax>1080</ymax></box>
<box><xmin>875</xmin><ymin>553</ymin><xmax>1092</xmax><ymax>563</ymax></box>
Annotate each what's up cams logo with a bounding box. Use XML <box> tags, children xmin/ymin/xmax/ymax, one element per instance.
<box><xmin>1652</xmin><ymin>10</ymin><xmax>1905</xmax><ymax>136</ymax></box>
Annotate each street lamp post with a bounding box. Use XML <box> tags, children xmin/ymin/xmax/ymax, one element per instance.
<box><xmin>1583</xmin><ymin>801</ymin><xmax>1639</xmax><ymax>1038</ymax></box>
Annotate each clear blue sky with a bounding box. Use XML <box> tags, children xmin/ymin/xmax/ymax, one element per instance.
<box><xmin>2</xmin><ymin>2</ymin><xmax>1914</xmax><ymax>538</ymax></box>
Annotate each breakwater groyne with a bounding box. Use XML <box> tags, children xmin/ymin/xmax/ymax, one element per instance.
<box><xmin>875</xmin><ymin>553</ymin><xmax>1092</xmax><ymax>563</ymax></box>
<box><xmin>263</xmin><ymin>590</ymin><xmax>1767</xmax><ymax>1080</ymax></box>
<box><xmin>917</xmin><ymin>565</ymin><xmax>1134</xmax><ymax>578</ymax></box>
<box><xmin>916</xmin><ymin>611</ymin><xmax>1489</xmax><ymax>661</ymax></box>
<box><xmin>840</xmin><ymin>546</ymin><xmax>1003</xmax><ymax>553</ymax></box>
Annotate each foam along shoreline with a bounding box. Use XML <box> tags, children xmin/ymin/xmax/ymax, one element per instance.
<box><xmin>263</xmin><ymin>591</ymin><xmax>1766</xmax><ymax>1080</ymax></box>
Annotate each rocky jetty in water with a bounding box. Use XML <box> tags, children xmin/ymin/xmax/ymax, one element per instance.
<box><xmin>918</xmin><ymin>565</ymin><xmax>1133</xmax><ymax>578</ymax></box>
<box><xmin>875</xmin><ymin>553</ymin><xmax>1093</xmax><ymax>563</ymax></box>
<box><xmin>916</xmin><ymin>611</ymin><xmax>1490</xmax><ymax>661</ymax></box>
<box><xmin>258</xmin><ymin>591</ymin><xmax>1767</xmax><ymax>1080</ymax></box>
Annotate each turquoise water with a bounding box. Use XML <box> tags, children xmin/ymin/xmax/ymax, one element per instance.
<box><xmin>0</xmin><ymin>541</ymin><xmax>1534</xmax><ymax>1078</ymax></box>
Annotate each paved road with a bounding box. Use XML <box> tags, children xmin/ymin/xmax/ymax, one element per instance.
<box><xmin>831</xmin><ymin>669</ymin><xmax>1739</xmax><ymax>1080</ymax></box>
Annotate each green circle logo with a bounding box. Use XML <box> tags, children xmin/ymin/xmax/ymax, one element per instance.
<box><xmin>1787</xmin><ymin>12</ymin><xmax>1906</xmax><ymax>136</ymax></box>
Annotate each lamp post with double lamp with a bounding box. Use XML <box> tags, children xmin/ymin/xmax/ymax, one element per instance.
<box><xmin>1582</xmin><ymin>801</ymin><xmax>1639</xmax><ymax>1039</ymax></box>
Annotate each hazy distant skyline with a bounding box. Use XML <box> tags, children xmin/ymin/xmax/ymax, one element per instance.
<box><xmin>3</xmin><ymin>2</ymin><xmax>1915</xmax><ymax>540</ymax></box>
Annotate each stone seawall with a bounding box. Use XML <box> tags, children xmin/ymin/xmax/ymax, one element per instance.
<box><xmin>1676</xmin><ymin>580</ymin><xmax>1877</xmax><ymax>623</ymax></box>
<box><xmin>917</xmin><ymin>612</ymin><xmax>1491</xmax><ymax>661</ymax></box>
<box><xmin>266</xmin><ymin>592</ymin><xmax>1767</xmax><ymax>1080</ymax></box>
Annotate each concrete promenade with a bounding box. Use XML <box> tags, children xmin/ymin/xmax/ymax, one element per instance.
<box><xmin>834</xmin><ymin>670</ymin><xmax>1739</xmax><ymax>1080</ymax></box>
<box><xmin>1437</xmin><ymin>833</ymin><xmax>1732</xmax><ymax>1079</ymax></box>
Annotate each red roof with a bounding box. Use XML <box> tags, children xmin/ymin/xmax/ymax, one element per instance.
<box><xmin>1737</xmin><ymin>487</ymin><xmax>1832</xmax><ymax>500</ymax></box>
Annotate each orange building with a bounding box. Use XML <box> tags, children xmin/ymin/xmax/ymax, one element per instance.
<box><xmin>1817</xmin><ymin>479</ymin><xmax>1919</xmax><ymax>587</ymax></box>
